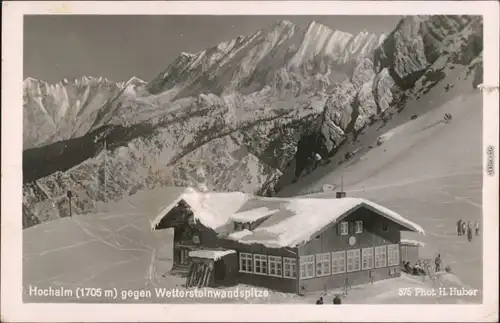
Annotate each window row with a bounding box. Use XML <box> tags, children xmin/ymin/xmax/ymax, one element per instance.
<box><xmin>300</xmin><ymin>244</ymin><xmax>400</xmax><ymax>279</ymax></box>
<box><xmin>239</xmin><ymin>253</ymin><xmax>297</xmax><ymax>278</ymax></box>
<box><xmin>336</xmin><ymin>220</ymin><xmax>389</xmax><ymax>236</ymax></box>
<box><xmin>238</xmin><ymin>244</ymin><xmax>399</xmax><ymax>280</ymax></box>
<box><xmin>234</xmin><ymin>222</ymin><xmax>251</xmax><ymax>231</ymax></box>
<box><xmin>338</xmin><ymin>220</ymin><xmax>364</xmax><ymax>236</ymax></box>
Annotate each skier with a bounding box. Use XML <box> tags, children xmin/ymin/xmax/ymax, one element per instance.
<box><xmin>462</xmin><ymin>221</ymin><xmax>467</xmax><ymax>237</ymax></box>
<box><xmin>457</xmin><ymin>219</ymin><xmax>462</xmax><ymax>235</ymax></box>
<box><xmin>475</xmin><ymin>221</ymin><xmax>480</xmax><ymax>236</ymax></box>
<box><xmin>467</xmin><ymin>224</ymin><xmax>473</xmax><ymax>243</ymax></box>
<box><xmin>434</xmin><ymin>254</ymin><xmax>442</xmax><ymax>273</ymax></box>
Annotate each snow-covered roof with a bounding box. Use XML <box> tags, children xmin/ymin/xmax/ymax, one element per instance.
<box><xmin>151</xmin><ymin>187</ymin><xmax>250</xmax><ymax>230</ymax></box>
<box><xmin>231</xmin><ymin>207</ymin><xmax>279</xmax><ymax>222</ymax></box>
<box><xmin>401</xmin><ymin>239</ymin><xmax>426</xmax><ymax>247</ymax></box>
<box><xmin>224</xmin><ymin>197</ymin><xmax>425</xmax><ymax>248</ymax></box>
<box><xmin>188</xmin><ymin>249</ymin><xmax>236</xmax><ymax>260</ymax></box>
<box><xmin>151</xmin><ymin>187</ymin><xmax>425</xmax><ymax>249</ymax></box>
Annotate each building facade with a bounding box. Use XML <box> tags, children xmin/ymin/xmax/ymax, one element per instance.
<box><xmin>152</xmin><ymin>188</ymin><xmax>425</xmax><ymax>294</ymax></box>
<box><xmin>400</xmin><ymin>239</ymin><xmax>425</xmax><ymax>265</ymax></box>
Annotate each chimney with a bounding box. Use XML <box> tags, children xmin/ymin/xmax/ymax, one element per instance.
<box><xmin>336</xmin><ymin>175</ymin><xmax>346</xmax><ymax>199</ymax></box>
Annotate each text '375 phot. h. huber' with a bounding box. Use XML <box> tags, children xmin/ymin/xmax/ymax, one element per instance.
<box><xmin>23</xmin><ymin>14</ymin><xmax>484</xmax><ymax>304</ymax></box>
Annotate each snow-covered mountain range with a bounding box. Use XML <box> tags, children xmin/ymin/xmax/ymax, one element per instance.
<box><xmin>23</xmin><ymin>16</ymin><xmax>483</xmax><ymax>228</ymax></box>
<box><xmin>23</xmin><ymin>76</ymin><xmax>147</xmax><ymax>148</ymax></box>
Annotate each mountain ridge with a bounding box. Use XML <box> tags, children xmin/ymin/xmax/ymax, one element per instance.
<box><xmin>23</xmin><ymin>75</ymin><xmax>148</xmax><ymax>149</ymax></box>
<box><xmin>24</xmin><ymin>19</ymin><xmax>383</xmax><ymax>150</ymax></box>
<box><xmin>146</xmin><ymin>20</ymin><xmax>384</xmax><ymax>98</ymax></box>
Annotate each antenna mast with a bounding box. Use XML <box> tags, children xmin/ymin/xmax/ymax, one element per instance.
<box><xmin>104</xmin><ymin>139</ymin><xmax>108</xmax><ymax>211</ymax></box>
<box><xmin>336</xmin><ymin>175</ymin><xmax>346</xmax><ymax>199</ymax></box>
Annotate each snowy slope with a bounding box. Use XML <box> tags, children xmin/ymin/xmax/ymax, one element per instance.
<box><xmin>277</xmin><ymin>58</ymin><xmax>483</xmax><ymax>290</ymax></box>
<box><xmin>279</xmin><ymin>49</ymin><xmax>482</xmax><ymax>196</ymax></box>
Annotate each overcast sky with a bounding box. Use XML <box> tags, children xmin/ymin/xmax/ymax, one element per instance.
<box><xmin>24</xmin><ymin>15</ymin><xmax>402</xmax><ymax>83</ymax></box>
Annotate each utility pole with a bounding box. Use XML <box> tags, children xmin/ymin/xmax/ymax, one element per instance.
<box><xmin>67</xmin><ymin>190</ymin><xmax>73</xmax><ymax>218</ymax></box>
<box><xmin>104</xmin><ymin>139</ymin><xmax>108</xmax><ymax>212</ymax></box>
<box><xmin>336</xmin><ymin>175</ymin><xmax>346</xmax><ymax>199</ymax></box>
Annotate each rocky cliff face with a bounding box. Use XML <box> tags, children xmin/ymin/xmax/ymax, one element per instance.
<box><xmin>316</xmin><ymin>15</ymin><xmax>483</xmax><ymax>154</ymax></box>
<box><xmin>22</xmin><ymin>16</ymin><xmax>483</xmax><ymax>228</ymax></box>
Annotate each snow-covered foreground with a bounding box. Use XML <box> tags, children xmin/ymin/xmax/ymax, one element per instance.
<box><xmin>23</xmin><ymin>174</ymin><xmax>482</xmax><ymax>304</ymax></box>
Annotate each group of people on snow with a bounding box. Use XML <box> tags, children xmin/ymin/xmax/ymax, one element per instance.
<box><xmin>402</xmin><ymin>254</ymin><xmax>444</xmax><ymax>276</ymax></box>
<box><xmin>457</xmin><ymin>219</ymin><xmax>480</xmax><ymax>242</ymax></box>
<box><xmin>316</xmin><ymin>295</ymin><xmax>342</xmax><ymax>305</ymax></box>
<box><xmin>402</xmin><ymin>260</ymin><xmax>426</xmax><ymax>276</ymax></box>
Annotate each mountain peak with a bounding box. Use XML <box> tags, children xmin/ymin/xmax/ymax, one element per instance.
<box><xmin>180</xmin><ymin>52</ymin><xmax>195</xmax><ymax>58</ymax></box>
<box><xmin>272</xmin><ymin>20</ymin><xmax>295</xmax><ymax>28</ymax></box>
<box><xmin>306</xmin><ymin>20</ymin><xmax>353</xmax><ymax>37</ymax></box>
<box><xmin>116</xmin><ymin>76</ymin><xmax>148</xmax><ymax>89</ymax></box>
<box><xmin>378</xmin><ymin>33</ymin><xmax>387</xmax><ymax>46</ymax></box>
<box><xmin>24</xmin><ymin>77</ymin><xmax>39</xmax><ymax>82</ymax></box>
<box><xmin>127</xmin><ymin>76</ymin><xmax>147</xmax><ymax>84</ymax></box>
<box><xmin>287</xmin><ymin>21</ymin><xmax>355</xmax><ymax>69</ymax></box>
<box><xmin>23</xmin><ymin>77</ymin><xmax>41</xmax><ymax>87</ymax></box>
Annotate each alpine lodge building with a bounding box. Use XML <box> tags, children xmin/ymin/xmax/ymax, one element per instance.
<box><xmin>150</xmin><ymin>187</ymin><xmax>425</xmax><ymax>294</ymax></box>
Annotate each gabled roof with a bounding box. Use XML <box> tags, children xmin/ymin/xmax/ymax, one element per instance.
<box><xmin>151</xmin><ymin>187</ymin><xmax>425</xmax><ymax>248</ymax></box>
<box><xmin>151</xmin><ymin>187</ymin><xmax>250</xmax><ymax>230</ymax></box>
<box><xmin>223</xmin><ymin>196</ymin><xmax>425</xmax><ymax>248</ymax></box>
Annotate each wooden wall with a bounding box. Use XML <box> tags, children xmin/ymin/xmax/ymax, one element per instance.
<box><xmin>298</xmin><ymin>207</ymin><xmax>403</xmax><ymax>293</ymax></box>
<box><xmin>169</xmin><ymin>206</ymin><xmax>412</xmax><ymax>294</ymax></box>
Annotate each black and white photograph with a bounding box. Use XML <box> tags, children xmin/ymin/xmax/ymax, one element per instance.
<box><xmin>2</xmin><ymin>1</ymin><xmax>499</xmax><ymax>322</ymax></box>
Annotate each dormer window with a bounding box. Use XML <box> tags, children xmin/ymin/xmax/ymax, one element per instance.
<box><xmin>382</xmin><ymin>221</ymin><xmax>388</xmax><ymax>232</ymax></box>
<box><xmin>355</xmin><ymin>221</ymin><xmax>363</xmax><ymax>234</ymax></box>
<box><xmin>234</xmin><ymin>222</ymin><xmax>251</xmax><ymax>231</ymax></box>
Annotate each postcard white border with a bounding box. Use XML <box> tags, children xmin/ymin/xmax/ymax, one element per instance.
<box><xmin>2</xmin><ymin>1</ymin><xmax>499</xmax><ymax>322</ymax></box>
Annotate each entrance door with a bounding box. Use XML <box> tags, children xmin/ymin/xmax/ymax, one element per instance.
<box><xmin>214</xmin><ymin>259</ymin><xmax>226</xmax><ymax>282</ymax></box>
